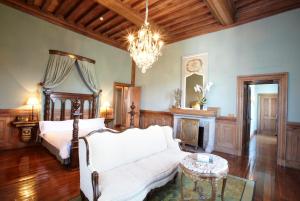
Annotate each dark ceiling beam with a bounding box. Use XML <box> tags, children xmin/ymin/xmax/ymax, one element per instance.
<box><xmin>94</xmin><ymin>0</ymin><xmax>144</xmax><ymax>26</ymax></box>
<box><xmin>204</xmin><ymin>0</ymin><xmax>236</xmax><ymax>25</ymax></box>
<box><xmin>94</xmin><ymin>0</ymin><xmax>168</xmax><ymax>37</ymax></box>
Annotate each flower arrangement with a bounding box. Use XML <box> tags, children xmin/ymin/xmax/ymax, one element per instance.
<box><xmin>174</xmin><ymin>88</ymin><xmax>181</xmax><ymax>108</ymax></box>
<box><xmin>194</xmin><ymin>82</ymin><xmax>213</xmax><ymax>108</ymax></box>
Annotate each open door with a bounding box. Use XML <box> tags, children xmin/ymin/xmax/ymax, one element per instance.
<box><xmin>125</xmin><ymin>87</ymin><xmax>141</xmax><ymax>128</ymax></box>
<box><xmin>242</xmin><ymin>84</ymin><xmax>251</xmax><ymax>154</ymax></box>
<box><xmin>113</xmin><ymin>83</ymin><xmax>141</xmax><ymax>129</ymax></box>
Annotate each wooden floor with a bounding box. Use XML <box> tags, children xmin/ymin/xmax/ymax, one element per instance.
<box><xmin>0</xmin><ymin>135</ymin><xmax>300</xmax><ymax>201</ymax></box>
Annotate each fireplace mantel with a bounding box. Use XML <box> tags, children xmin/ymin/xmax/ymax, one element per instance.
<box><xmin>169</xmin><ymin>108</ymin><xmax>218</xmax><ymax>117</ymax></box>
<box><xmin>170</xmin><ymin>107</ymin><xmax>218</xmax><ymax>153</ymax></box>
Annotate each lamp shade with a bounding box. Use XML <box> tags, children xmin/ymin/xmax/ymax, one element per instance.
<box><xmin>103</xmin><ymin>101</ymin><xmax>110</xmax><ymax>108</ymax></box>
<box><xmin>27</xmin><ymin>97</ymin><xmax>39</xmax><ymax>106</ymax></box>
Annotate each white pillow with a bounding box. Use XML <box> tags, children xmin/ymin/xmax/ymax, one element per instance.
<box><xmin>79</xmin><ymin>118</ymin><xmax>105</xmax><ymax>131</ymax></box>
<box><xmin>39</xmin><ymin>120</ymin><xmax>73</xmax><ymax>135</ymax></box>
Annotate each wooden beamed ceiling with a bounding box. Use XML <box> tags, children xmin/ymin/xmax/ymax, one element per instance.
<box><xmin>1</xmin><ymin>0</ymin><xmax>300</xmax><ymax>49</ymax></box>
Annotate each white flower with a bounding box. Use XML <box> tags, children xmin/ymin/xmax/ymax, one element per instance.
<box><xmin>194</xmin><ymin>82</ymin><xmax>214</xmax><ymax>97</ymax></box>
<box><xmin>194</xmin><ymin>84</ymin><xmax>203</xmax><ymax>93</ymax></box>
<box><xmin>205</xmin><ymin>82</ymin><xmax>214</xmax><ymax>92</ymax></box>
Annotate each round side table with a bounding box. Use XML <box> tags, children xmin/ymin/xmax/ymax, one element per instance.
<box><xmin>179</xmin><ymin>153</ymin><xmax>229</xmax><ymax>201</ymax></box>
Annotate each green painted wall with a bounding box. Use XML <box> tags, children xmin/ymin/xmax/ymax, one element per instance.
<box><xmin>0</xmin><ymin>4</ymin><xmax>131</xmax><ymax>109</ymax></box>
<box><xmin>136</xmin><ymin>9</ymin><xmax>300</xmax><ymax>122</ymax></box>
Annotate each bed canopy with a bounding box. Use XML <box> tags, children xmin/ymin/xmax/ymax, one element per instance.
<box><xmin>40</xmin><ymin>50</ymin><xmax>102</xmax><ymax>119</ymax></box>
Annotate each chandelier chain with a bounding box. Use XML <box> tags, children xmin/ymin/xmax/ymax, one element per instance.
<box><xmin>127</xmin><ymin>0</ymin><xmax>163</xmax><ymax>73</ymax></box>
<box><xmin>145</xmin><ymin>0</ymin><xmax>148</xmax><ymax>24</ymax></box>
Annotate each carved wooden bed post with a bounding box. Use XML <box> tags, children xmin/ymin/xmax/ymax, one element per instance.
<box><xmin>70</xmin><ymin>99</ymin><xmax>81</xmax><ymax>169</ymax></box>
<box><xmin>43</xmin><ymin>89</ymin><xmax>51</xmax><ymax>120</ymax></box>
<box><xmin>129</xmin><ymin>102</ymin><xmax>136</xmax><ymax>128</ymax></box>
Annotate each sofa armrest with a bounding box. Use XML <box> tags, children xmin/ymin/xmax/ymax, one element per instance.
<box><xmin>79</xmin><ymin>139</ymin><xmax>101</xmax><ymax>201</ymax></box>
<box><xmin>174</xmin><ymin>138</ymin><xmax>185</xmax><ymax>151</ymax></box>
<box><xmin>174</xmin><ymin>138</ymin><xmax>182</xmax><ymax>143</ymax></box>
<box><xmin>91</xmin><ymin>171</ymin><xmax>101</xmax><ymax>201</ymax></box>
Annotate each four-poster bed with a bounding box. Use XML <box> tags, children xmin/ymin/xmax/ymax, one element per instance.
<box><xmin>39</xmin><ymin>49</ymin><xmax>102</xmax><ymax>168</ymax></box>
<box><xmin>39</xmin><ymin>49</ymin><xmax>137</xmax><ymax>169</ymax></box>
<box><xmin>41</xmin><ymin>90</ymin><xmax>100</xmax><ymax>168</ymax></box>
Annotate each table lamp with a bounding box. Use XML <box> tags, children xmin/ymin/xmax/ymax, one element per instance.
<box><xmin>103</xmin><ymin>101</ymin><xmax>110</xmax><ymax>118</ymax></box>
<box><xmin>27</xmin><ymin>96</ymin><xmax>39</xmax><ymax>121</ymax></box>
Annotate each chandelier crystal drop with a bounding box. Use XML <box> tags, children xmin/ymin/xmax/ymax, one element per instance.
<box><xmin>127</xmin><ymin>0</ymin><xmax>164</xmax><ymax>74</ymax></box>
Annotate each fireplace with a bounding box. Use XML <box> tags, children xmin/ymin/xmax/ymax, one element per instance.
<box><xmin>198</xmin><ymin>126</ymin><xmax>204</xmax><ymax>148</ymax></box>
<box><xmin>171</xmin><ymin>108</ymin><xmax>217</xmax><ymax>153</ymax></box>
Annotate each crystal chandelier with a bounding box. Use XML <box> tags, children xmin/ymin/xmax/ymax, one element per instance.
<box><xmin>127</xmin><ymin>0</ymin><xmax>164</xmax><ymax>73</ymax></box>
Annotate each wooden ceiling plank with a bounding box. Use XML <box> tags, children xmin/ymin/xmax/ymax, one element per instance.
<box><xmin>95</xmin><ymin>16</ymin><xmax>125</xmax><ymax>33</ymax></box>
<box><xmin>41</xmin><ymin>0</ymin><xmax>52</xmax><ymax>11</ymax></box>
<box><xmin>170</xmin><ymin>19</ymin><xmax>218</xmax><ymax>35</ymax></box>
<box><xmin>55</xmin><ymin>0</ymin><xmax>80</xmax><ymax>18</ymax></box>
<box><xmin>92</xmin><ymin>11</ymin><xmax>119</xmax><ymax>31</ymax></box>
<box><xmin>204</xmin><ymin>0</ymin><xmax>236</xmax><ymax>25</ymax></box>
<box><xmin>169</xmin><ymin>23</ymin><xmax>222</xmax><ymax>43</ymax></box>
<box><xmin>94</xmin><ymin>0</ymin><xmax>144</xmax><ymax>26</ymax></box>
<box><xmin>95</xmin><ymin>0</ymin><xmax>169</xmax><ymax>38</ymax></box>
<box><xmin>156</xmin><ymin>7</ymin><xmax>209</xmax><ymax>26</ymax></box>
<box><xmin>138</xmin><ymin>0</ymin><xmax>174</xmax><ymax>15</ymax></box>
<box><xmin>26</xmin><ymin>0</ymin><xmax>34</xmax><ymax>5</ymax></box>
<box><xmin>165</xmin><ymin>15</ymin><xmax>215</xmax><ymax>31</ymax></box>
<box><xmin>110</xmin><ymin>25</ymin><xmax>136</xmax><ymax>39</ymax></box>
<box><xmin>237</xmin><ymin>0</ymin><xmax>300</xmax><ymax>19</ymax></box>
<box><xmin>1</xmin><ymin>0</ymin><xmax>123</xmax><ymax>49</ymax></box>
<box><xmin>235</xmin><ymin>0</ymin><xmax>260</xmax><ymax>9</ymax></box>
<box><xmin>76</xmin><ymin>5</ymin><xmax>107</xmax><ymax>27</ymax></box>
<box><xmin>66</xmin><ymin>0</ymin><xmax>96</xmax><ymax>22</ymax></box>
<box><xmin>160</xmin><ymin>11</ymin><xmax>211</xmax><ymax>28</ymax></box>
<box><xmin>134</xmin><ymin>0</ymin><xmax>161</xmax><ymax>13</ymax></box>
<box><xmin>33</xmin><ymin>0</ymin><xmax>44</xmax><ymax>7</ymax></box>
<box><xmin>85</xmin><ymin>10</ymin><xmax>113</xmax><ymax>30</ymax></box>
<box><xmin>151</xmin><ymin>0</ymin><xmax>202</xmax><ymax>20</ymax></box>
<box><xmin>104</xmin><ymin>21</ymin><xmax>132</xmax><ymax>36</ymax></box>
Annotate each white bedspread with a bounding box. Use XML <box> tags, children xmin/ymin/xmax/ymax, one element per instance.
<box><xmin>39</xmin><ymin>118</ymin><xmax>106</xmax><ymax>159</ymax></box>
<box><xmin>42</xmin><ymin>129</ymin><xmax>94</xmax><ymax>159</ymax></box>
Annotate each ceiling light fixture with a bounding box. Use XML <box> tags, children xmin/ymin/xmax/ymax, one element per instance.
<box><xmin>127</xmin><ymin>0</ymin><xmax>164</xmax><ymax>73</ymax></box>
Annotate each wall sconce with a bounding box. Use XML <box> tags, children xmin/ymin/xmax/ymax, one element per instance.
<box><xmin>27</xmin><ymin>96</ymin><xmax>39</xmax><ymax>121</ymax></box>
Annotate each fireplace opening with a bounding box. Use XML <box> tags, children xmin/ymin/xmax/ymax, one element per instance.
<box><xmin>198</xmin><ymin>126</ymin><xmax>204</xmax><ymax>148</ymax></box>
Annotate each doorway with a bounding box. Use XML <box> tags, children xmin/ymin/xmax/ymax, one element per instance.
<box><xmin>245</xmin><ymin>84</ymin><xmax>279</xmax><ymax>155</ymax></box>
<box><xmin>236</xmin><ymin>73</ymin><xmax>288</xmax><ymax>166</ymax></box>
<box><xmin>113</xmin><ymin>82</ymin><xmax>141</xmax><ymax>129</ymax></box>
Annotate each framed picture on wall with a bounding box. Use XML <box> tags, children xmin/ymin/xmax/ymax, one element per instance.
<box><xmin>181</xmin><ymin>53</ymin><xmax>208</xmax><ymax>108</ymax></box>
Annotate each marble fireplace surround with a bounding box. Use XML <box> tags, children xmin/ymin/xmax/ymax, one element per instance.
<box><xmin>170</xmin><ymin>108</ymin><xmax>218</xmax><ymax>153</ymax></box>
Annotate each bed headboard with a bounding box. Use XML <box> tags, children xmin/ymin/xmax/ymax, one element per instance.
<box><xmin>43</xmin><ymin>90</ymin><xmax>99</xmax><ymax>121</ymax></box>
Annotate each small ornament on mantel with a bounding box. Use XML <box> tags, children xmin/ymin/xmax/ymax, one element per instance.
<box><xmin>174</xmin><ymin>88</ymin><xmax>182</xmax><ymax>108</ymax></box>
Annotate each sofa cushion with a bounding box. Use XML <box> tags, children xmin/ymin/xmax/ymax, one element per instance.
<box><xmin>98</xmin><ymin>148</ymin><xmax>189</xmax><ymax>201</ymax></box>
<box><xmin>88</xmin><ymin>126</ymin><xmax>169</xmax><ymax>172</ymax></box>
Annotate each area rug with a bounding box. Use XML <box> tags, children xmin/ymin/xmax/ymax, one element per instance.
<box><xmin>146</xmin><ymin>174</ymin><xmax>255</xmax><ymax>201</ymax></box>
<box><xmin>70</xmin><ymin>173</ymin><xmax>255</xmax><ymax>201</ymax></box>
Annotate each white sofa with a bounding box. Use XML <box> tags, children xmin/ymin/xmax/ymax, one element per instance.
<box><xmin>79</xmin><ymin>125</ymin><xmax>190</xmax><ymax>201</ymax></box>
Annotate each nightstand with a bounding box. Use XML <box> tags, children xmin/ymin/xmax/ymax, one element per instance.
<box><xmin>12</xmin><ymin>121</ymin><xmax>39</xmax><ymax>143</ymax></box>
